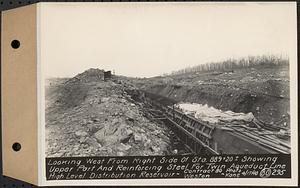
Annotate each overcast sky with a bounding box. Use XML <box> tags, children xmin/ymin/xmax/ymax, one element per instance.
<box><xmin>40</xmin><ymin>2</ymin><xmax>296</xmax><ymax>78</ymax></box>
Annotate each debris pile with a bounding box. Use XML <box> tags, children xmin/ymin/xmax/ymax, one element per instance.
<box><xmin>45</xmin><ymin>69</ymin><xmax>172</xmax><ymax>157</ymax></box>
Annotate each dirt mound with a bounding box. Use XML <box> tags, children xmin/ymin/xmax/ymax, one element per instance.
<box><xmin>45</xmin><ymin>70</ymin><xmax>173</xmax><ymax>157</ymax></box>
<box><xmin>46</xmin><ymin>69</ymin><xmax>108</xmax><ymax>111</ymax></box>
<box><xmin>67</xmin><ymin>68</ymin><xmax>106</xmax><ymax>83</ymax></box>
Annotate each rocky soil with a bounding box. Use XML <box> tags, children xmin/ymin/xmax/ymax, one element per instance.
<box><xmin>45</xmin><ymin>69</ymin><xmax>178</xmax><ymax>157</ymax></box>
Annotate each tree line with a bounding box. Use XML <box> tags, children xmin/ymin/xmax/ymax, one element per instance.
<box><xmin>169</xmin><ymin>55</ymin><xmax>289</xmax><ymax>76</ymax></box>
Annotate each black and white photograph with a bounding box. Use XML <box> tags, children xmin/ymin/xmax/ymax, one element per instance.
<box><xmin>0</xmin><ymin>1</ymin><xmax>297</xmax><ymax>186</ymax></box>
<box><xmin>45</xmin><ymin>56</ymin><xmax>292</xmax><ymax>157</ymax></box>
<box><xmin>43</xmin><ymin>3</ymin><xmax>294</xmax><ymax>158</ymax></box>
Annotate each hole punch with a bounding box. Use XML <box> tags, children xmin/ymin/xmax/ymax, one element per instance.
<box><xmin>11</xmin><ymin>40</ymin><xmax>20</xmax><ymax>49</ymax></box>
<box><xmin>12</xmin><ymin>142</ymin><xmax>21</xmax><ymax>152</ymax></box>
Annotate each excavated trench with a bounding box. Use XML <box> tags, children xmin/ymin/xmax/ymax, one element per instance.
<box><xmin>126</xmin><ymin>88</ymin><xmax>214</xmax><ymax>155</ymax></box>
<box><xmin>141</xmin><ymin>81</ymin><xmax>290</xmax><ymax>128</ymax></box>
<box><xmin>127</xmin><ymin>87</ymin><xmax>291</xmax><ymax>155</ymax></box>
<box><xmin>125</xmin><ymin>88</ymin><xmax>193</xmax><ymax>154</ymax></box>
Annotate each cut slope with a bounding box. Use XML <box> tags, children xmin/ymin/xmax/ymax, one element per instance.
<box><xmin>136</xmin><ymin>65</ymin><xmax>290</xmax><ymax>127</ymax></box>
